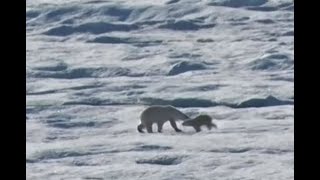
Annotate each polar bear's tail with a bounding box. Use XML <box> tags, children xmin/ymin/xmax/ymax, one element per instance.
<box><xmin>137</xmin><ymin>124</ymin><xmax>145</xmax><ymax>133</ymax></box>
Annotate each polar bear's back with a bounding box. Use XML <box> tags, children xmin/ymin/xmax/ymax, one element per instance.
<box><xmin>141</xmin><ymin>105</ymin><xmax>171</xmax><ymax>120</ymax></box>
<box><xmin>140</xmin><ymin>105</ymin><xmax>184</xmax><ymax>124</ymax></box>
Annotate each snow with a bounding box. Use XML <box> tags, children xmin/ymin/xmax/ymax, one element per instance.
<box><xmin>26</xmin><ymin>0</ymin><xmax>294</xmax><ymax>179</ymax></box>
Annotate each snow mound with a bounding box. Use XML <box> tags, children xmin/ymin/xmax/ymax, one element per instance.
<box><xmin>250</xmin><ymin>53</ymin><xmax>293</xmax><ymax>71</ymax></box>
<box><xmin>168</xmin><ymin>61</ymin><xmax>207</xmax><ymax>76</ymax></box>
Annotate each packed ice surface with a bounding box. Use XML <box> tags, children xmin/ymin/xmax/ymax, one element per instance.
<box><xmin>26</xmin><ymin>0</ymin><xmax>294</xmax><ymax>179</ymax></box>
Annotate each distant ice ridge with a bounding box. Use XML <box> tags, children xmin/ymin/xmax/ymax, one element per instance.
<box><xmin>27</xmin><ymin>0</ymin><xmax>293</xmax><ymax>36</ymax></box>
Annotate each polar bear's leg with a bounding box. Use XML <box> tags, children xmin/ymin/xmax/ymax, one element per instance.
<box><xmin>157</xmin><ymin>122</ymin><xmax>164</xmax><ymax>133</ymax></box>
<box><xmin>137</xmin><ymin>123</ymin><xmax>145</xmax><ymax>133</ymax></box>
<box><xmin>194</xmin><ymin>126</ymin><xmax>201</xmax><ymax>132</ymax></box>
<box><xmin>146</xmin><ymin>122</ymin><xmax>153</xmax><ymax>133</ymax></box>
<box><xmin>169</xmin><ymin>119</ymin><xmax>182</xmax><ymax>132</ymax></box>
<box><xmin>207</xmin><ymin>122</ymin><xmax>217</xmax><ymax>130</ymax></box>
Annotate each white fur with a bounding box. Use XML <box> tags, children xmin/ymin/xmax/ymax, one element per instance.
<box><xmin>137</xmin><ymin>105</ymin><xmax>189</xmax><ymax>133</ymax></box>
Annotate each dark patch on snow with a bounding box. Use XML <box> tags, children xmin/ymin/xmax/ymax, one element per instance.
<box><xmin>169</xmin><ymin>99</ymin><xmax>215</xmax><ymax>107</ymax></box>
<box><xmin>132</xmin><ymin>145</ymin><xmax>173</xmax><ymax>151</ymax></box>
<box><xmin>255</xmin><ymin>19</ymin><xmax>275</xmax><ymax>24</ymax></box>
<box><xmin>196</xmin><ymin>38</ymin><xmax>214</xmax><ymax>43</ymax></box>
<box><xmin>230</xmin><ymin>22</ymin><xmax>248</xmax><ymax>26</ymax></box>
<box><xmin>166</xmin><ymin>0</ymin><xmax>180</xmax><ymax>4</ymax></box>
<box><xmin>250</xmin><ymin>54</ymin><xmax>293</xmax><ymax>71</ymax></box>
<box><xmin>228</xmin><ymin>16</ymin><xmax>250</xmax><ymax>22</ymax></box>
<box><xmin>134</xmin><ymin>20</ymin><xmax>166</xmax><ymax>26</ymax></box>
<box><xmin>26</xmin><ymin>10</ymin><xmax>41</xmax><ymax>19</ymax></box>
<box><xmin>121</xmin><ymin>51</ymin><xmax>158</xmax><ymax>61</ymax></box>
<box><xmin>141</xmin><ymin>95</ymin><xmax>292</xmax><ymax>109</ymax></box>
<box><xmin>88</xmin><ymin>36</ymin><xmax>163</xmax><ymax>47</ymax></box>
<box><xmin>168</xmin><ymin>61</ymin><xmax>207</xmax><ymax>76</ymax></box>
<box><xmin>83</xmin><ymin>177</ymin><xmax>104</xmax><ymax>180</ymax></box>
<box><xmin>209</xmin><ymin>147</ymin><xmax>252</xmax><ymax>153</ymax></box>
<box><xmin>60</xmin><ymin>95</ymin><xmax>292</xmax><ymax>109</ymax></box>
<box><xmin>27</xmin><ymin>89</ymin><xmax>58</xmax><ymax>95</ymax></box>
<box><xmin>44</xmin><ymin>134</ymin><xmax>79</xmax><ymax>142</ymax></box>
<box><xmin>105</xmin><ymin>84</ymin><xmax>146</xmax><ymax>92</ymax></box>
<box><xmin>27</xmin><ymin>84</ymin><xmax>103</xmax><ymax>95</ymax></box>
<box><xmin>29</xmin><ymin>147</ymin><xmax>122</xmax><ymax>162</ymax></box>
<box><xmin>30</xmin><ymin>150</ymin><xmax>91</xmax><ymax>161</ymax></box>
<box><xmin>46</xmin><ymin>114</ymin><xmax>73</xmax><ymax>121</ymax></box>
<box><xmin>235</xmin><ymin>96</ymin><xmax>293</xmax><ymax>108</ymax></box>
<box><xmin>71</xmin><ymin>160</ymin><xmax>99</xmax><ymax>166</ymax></box>
<box><xmin>186</xmin><ymin>84</ymin><xmax>223</xmax><ymax>92</ymax></box>
<box><xmin>228</xmin><ymin>161</ymin><xmax>257</xmax><ymax>170</ymax></box>
<box><xmin>136</xmin><ymin>155</ymin><xmax>183</xmax><ymax>165</ymax></box>
<box><xmin>26</xmin><ymin>159</ymin><xmax>36</xmax><ymax>163</ymax></box>
<box><xmin>44</xmin><ymin>22</ymin><xmax>139</xmax><ymax>36</ymax></box>
<box><xmin>282</xmin><ymin>31</ymin><xmax>294</xmax><ymax>36</ymax></box>
<box><xmin>33</xmin><ymin>62</ymin><xmax>68</xmax><ymax>71</ymax></box>
<box><xmin>88</xmin><ymin>36</ymin><xmax>128</xmax><ymax>44</ymax></box>
<box><xmin>208</xmin><ymin>0</ymin><xmax>267</xmax><ymax>8</ymax></box>
<box><xmin>26</xmin><ymin>105</ymin><xmax>58</xmax><ymax>114</ymax></box>
<box><xmin>168</xmin><ymin>53</ymin><xmax>202</xmax><ymax>59</ymax></box>
<box><xmin>269</xmin><ymin>76</ymin><xmax>294</xmax><ymax>82</ymax></box>
<box><xmin>47</xmin><ymin>121</ymin><xmax>109</xmax><ymax>129</ymax></box>
<box><xmin>260</xmin><ymin>148</ymin><xmax>293</xmax><ymax>155</ymax></box>
<box><xmin>246</xmin><ymin>6</ymin><xmax>278</xmax><ymax>11</ymax></box>
<box><xmin>246</xmin><ymin>2</ymin><xmax>293</xmax><ymax>12</ymax></box>
<box><xmin>159</xmin><ymin>20</ymin><xmax>215</xmax><ymax>31</ymax></box>
<box><xmin>30</xmin><ymin>67</ymin><xmax>136</xmax><ymax>79</ymax></box>
<box><xmin>83</xmin><ymin>0</ymin><xmax>109</xmax><ymax>4</ymax></box>
<box><xmin>45</xmin><ymin>113</ymin><xmax>117</xmax><ymax>129</ymax></box>
<box><xmin>69</xmin><ymin>84</ymin><xmax>104</xmax><ymax>90</ymax></box>
<box><xmin>268</xmin><ymin>38</ymin><xmax>277</xmax><ymax>42</ymax></box>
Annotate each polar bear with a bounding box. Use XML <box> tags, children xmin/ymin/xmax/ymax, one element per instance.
<box><xmin>182</xmin><ymin>114</ymin><xmax>217</xmax><ymax>132</ymax></box>
<box><xmin>137</xmin><ymin>105</ymin><xmax>190</xmax><ymax>133</ymax></box>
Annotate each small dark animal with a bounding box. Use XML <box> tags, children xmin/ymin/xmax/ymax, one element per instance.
<box><xmin>182</xmin><ymin>114</ymin><xmax>217</xmax><ymax>132</ymax></box>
